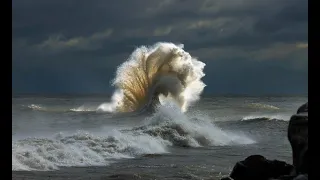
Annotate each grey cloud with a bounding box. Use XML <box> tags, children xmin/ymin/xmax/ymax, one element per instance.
<box><xmin>35</xmin><ymin>29</ymin><xmax>113</xmax><ymax>53</ymax></box>
<box><xmin>13</xmin><ymin>0</ymin><xmax>307</xmax><ymax>49</ymax></box>
<box><xmin>12</xmin><ymin>0</ymin><xmax>308</xmax><ymax>94</ymax></box>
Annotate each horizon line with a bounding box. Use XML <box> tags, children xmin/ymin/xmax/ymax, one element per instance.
<box><xmin>12</xmin><ymin>93</ymin><xmax>308</xmax><ymax>98</ymax></box>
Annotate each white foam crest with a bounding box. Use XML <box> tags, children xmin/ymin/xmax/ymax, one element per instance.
<box><xmin>141</xmin><ymin>103</ymin><xmax>255</xmax><ymax>147</ymax></box>
<box><xmin>70</xmin><ymin>105</ymin><xmax>97</xmax><ymax>112</ymax></box>
<box><xmin>97</xmin><ymin>90</ymin><xmax>124</xmax><ymax>112</ymax></box>
<box><xmin>247</xmin><ymin>103</ymin><xmax>280</xmax><ymax>110</ymax></box>
<box><xmin>27</xmin><ymin>104</ymin><xmax>46</xmax><ymax>111</ymax></box>
<box><xmin>241</xmin><ymin>114</ymin><xmax>291</xmax><ymax>121</ymax></box>
<box><xmin>12</xmin><ymin>130</ymin><xmax>170</xmax><ymax>171</ymax></box>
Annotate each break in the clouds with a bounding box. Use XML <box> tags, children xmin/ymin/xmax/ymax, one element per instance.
<box><xmin>12</xmin><ymin>0</ymin><xmax>308</xmax><ymax>95</ymax></box>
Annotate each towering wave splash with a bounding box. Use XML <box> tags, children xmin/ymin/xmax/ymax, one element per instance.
<box><xmin>98</xmin><ymin>42</ymin><xmax>206</xmax><ymax>113</ymax></box>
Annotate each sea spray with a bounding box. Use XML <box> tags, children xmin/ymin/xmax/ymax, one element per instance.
<box><xmin>12</xmin><ymin>130</ymin><xmax>171</xmax><ymax>171</ymax></box>
<box><xmin>98</xmin><ymin>42</ymin><xmax>206</xmax><ymax>113</ymax></box>
<box><xmin>140</xmin><ymin>103</ymin><xmax>255</xmax><ymax>147</ymax></box>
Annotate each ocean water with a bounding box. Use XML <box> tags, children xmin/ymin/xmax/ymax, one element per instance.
<box><xmin>12</xmin><ymin>42</ymin><xmax>307</xmax><ymax>179</ymax></box>
<box><xmin>12</xmin><ymin>95</ymin><xmax>307</xmax><ymax>180</ymax></box>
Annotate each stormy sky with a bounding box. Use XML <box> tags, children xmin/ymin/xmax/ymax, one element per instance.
<box><xmin>12</xmin><ymin>0</ymin><xmax>308</xmax><ymax>95</ymax></box>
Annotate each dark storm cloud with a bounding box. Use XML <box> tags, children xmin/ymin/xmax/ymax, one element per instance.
<box><xmin>12</xmin><ymin>0</ymin><xmax>308</xmax><ymax>94</ymax></box>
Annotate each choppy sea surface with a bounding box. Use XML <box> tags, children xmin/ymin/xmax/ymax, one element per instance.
<box><xmin>12</xmin><ymin>95</ymin><xmax>307</xmax><ymax>180</ymax></box>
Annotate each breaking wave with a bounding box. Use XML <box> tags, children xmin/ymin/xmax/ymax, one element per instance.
<box><xmin>247</xmin><ymin>103</ymin><xmax>280</xmax><ymax>110</ymax></box>
<box><xmin>27</xmin><ymin>104</ymin><xmax>46</xmax><ymax>111</ymax></box>
<box><xmin>24</xmin><ymin>104</ymin><xmax>97</xmax><ymax>113</ymax></box>
<box><xmin>70</xmin><ymin>105</ymin><xmax>97</xmax><ymax>112</ymax></box>
<box><xmin>12</xmin><ymin>104</ymin><xmax>255</xmax><ymax>171</ymax></box>
<box><xmin>98</xmin><ymin>42</ymin><xmax>206</xmax><ymax>113</ymax></box>
<box><xmin>241</xmin><ymin>114</ymin><xmax>291</xmax><ymax>121</ymax></box>
<box><xmin>139</xmin><ymin>103</ymin><xmax>255</xmax><ymax>147</ymax></box>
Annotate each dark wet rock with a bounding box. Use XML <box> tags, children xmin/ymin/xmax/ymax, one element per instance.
<box><xmin>224</xmin><ymin>155</ymin><xmax>293</xmax><ymax>180</ymax></box>
<box><xmin>221</xmin><ymin>102</ymin><xmax>308</xmax><ymax>180</ymax></box>
<box><xmin>287</xmin><ymin>103</ymin><xmax>308</xmax><ymax>175</ymax></box>
<box><xmin>293</xmin><ymin>174</ymin><xmax>308</xmax><ymax>180</ymax></box>
<box><xmin>297</xmin><ymin>102</ymin><xmax>308</xmax><ymax>114</ymax></box>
